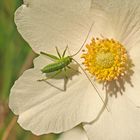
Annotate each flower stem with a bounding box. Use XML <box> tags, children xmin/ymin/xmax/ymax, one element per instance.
<box><xmin>2</xmin><ymin>116</ymin><xmax>17</xmax><ymax>140</ymax></box>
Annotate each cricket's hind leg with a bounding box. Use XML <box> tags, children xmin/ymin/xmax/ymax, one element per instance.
<box><xmin>63</xmin><ymin>68</ymin><xmax>68</xmax><ymax>80</ymax></box>
<box><xmin>40</xmin><ymin>51</ymin><xmax>59</xmax><ymax>61</ymax></box>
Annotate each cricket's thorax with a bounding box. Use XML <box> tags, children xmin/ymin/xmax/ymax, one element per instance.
<box><xmin>41</xmin><ymin>56</ymin><xmax>72</xmax><ymax>73</ymax></box>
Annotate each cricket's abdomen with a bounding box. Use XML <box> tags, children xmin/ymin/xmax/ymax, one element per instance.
<box><xmin>41</xmin><ymin>56</ymin><xmax>72</xmax><ymax>73</ymax></box>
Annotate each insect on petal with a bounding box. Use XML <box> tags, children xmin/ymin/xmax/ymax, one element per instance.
<box><xmin>9</xmin><ymin>56</ymin><xmax>105</xmax><ymax>135</ymax></box>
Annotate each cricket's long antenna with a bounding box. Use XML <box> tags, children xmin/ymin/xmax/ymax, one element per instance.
<box><xmin>70</xmin><ymin>22</ymin><xmax>94</xmax><ymax>57</ymax></box>
<box><xmin>72</xmin><ymin>58</ymin><xmax>109</xmax><ymax>112</ymax></box>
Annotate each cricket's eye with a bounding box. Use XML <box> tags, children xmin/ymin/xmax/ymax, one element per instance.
<box><xmin>81</xmin><ymin>38</ymin><xmax>129</xmax><ymax>82</ymax></box>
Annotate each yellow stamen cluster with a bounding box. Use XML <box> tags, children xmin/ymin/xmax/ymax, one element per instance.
<box><xmin>82</xmin><ymin>38</ymin><xmax>128</xmax><ymax>82</ymax></box>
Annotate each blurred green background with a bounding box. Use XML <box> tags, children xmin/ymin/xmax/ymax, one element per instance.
<box><xmin>0</xmin><ymin>0</ymin><xmax>58</xmax><ymax>140</ymax></box>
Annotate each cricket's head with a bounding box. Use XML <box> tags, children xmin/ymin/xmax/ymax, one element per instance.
<box><xmin>67</xmin><ymin>56</ymin><xmax>73</xmax><ymax>63</ymax></box>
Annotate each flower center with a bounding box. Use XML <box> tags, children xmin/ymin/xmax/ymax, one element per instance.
<box><xmin>96</xmin><ymin>52</ymin><xmax>114</xmax><ymax>68</ymax></box>
<box><xmin>82</xmin><ymin>38</ymin><xmax>128</xmax><ymax>82</ymax></box>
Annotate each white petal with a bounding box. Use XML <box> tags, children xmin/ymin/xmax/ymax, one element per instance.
<box><xmin>84</xmin><ymin>94</ymin><xmax>140</xmax><ymax>140</ymax></box>
<box><xmin>124</xmin><ymin>44</ymin><xmax>140</xmax><ymax>107</ymax></box>
<box><xmin>15</xmin><ymin>0</ymin><xmax>94</xmax><ymax>54</ymax></box>
<box><xmin>91</xmin><ymin>0</ymin><xmax>140</xmax><ymax>49</ymax></box>
<box><xmin>9</xmin><ymin>55</ymin><xmax>105</xmax><ymax>135</ymax></box>
<box><xmin>58</xmin><ymin>126</ymin><xmax>88</xmax><ymax>140</ymax></box>
<box><xmin>124</xmin><ymin>69</ymin><xmax>140</xmax><ymax>107</ymax></box>
<box><xmin>129</xmin><ymin>43</ymin><xmax>140</xmax><ymax>69</ymax></box>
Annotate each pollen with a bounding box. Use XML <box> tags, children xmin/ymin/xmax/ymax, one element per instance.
<box><xmin>81</xmin><ymin>38</ymin><xmax>128</xmax><ymax>82</ymax></box>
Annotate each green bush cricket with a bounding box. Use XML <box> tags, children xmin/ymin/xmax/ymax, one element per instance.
<box><xmin>38</xmin><ymin>23</ymin><xmax>109</xmax><ymax>111</ymax></box>
<box><xmin>38</xmin><ymin>22</ymin><xmax>94</xmax><ymax>81</ymax></box>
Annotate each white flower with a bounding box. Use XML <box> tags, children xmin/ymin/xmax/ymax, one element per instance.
<box><xmin>9</xmin><ymin>0</ymin><xmax>140</xmax><ymax>139</ymax></box>
<box><xmin>9</xmin><ymin>0</ymin><xmax>104</xmax><ymax>135</ymax></box>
